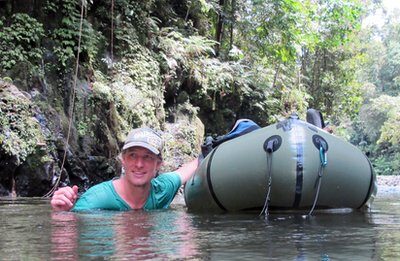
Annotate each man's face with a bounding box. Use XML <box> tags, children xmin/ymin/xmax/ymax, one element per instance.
<box><xmin>121</xmin><ymin>147</ymin><xmax>162</xmax><ymax>187</ymax></box>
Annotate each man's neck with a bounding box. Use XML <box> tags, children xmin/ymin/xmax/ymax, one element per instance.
<box><xmin>113</xmin><ymin>178</ymin><xmax>151</xmax><ymax>209</ymax></box>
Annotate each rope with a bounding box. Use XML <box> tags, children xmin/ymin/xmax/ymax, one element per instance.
<box><xmin>259</xmin><ymin>152</ymin><xmax>273</xmax><ymax>218</ymax></box>
<box><xmin>43</xmin><ymin>1</ymin><xmax>85</xmax><ymax>198</ymax></box>
<box><xmin>307</xmin><ymin>146</ymin><xmax>328</xmax><ymax>216</ymax></box>
<box><xmin>111</xmin><ymin>0</ymin><xmax>114</xmax><ymax>66</ymax></box>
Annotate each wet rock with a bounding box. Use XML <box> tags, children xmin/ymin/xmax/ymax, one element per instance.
<box><xmin>84</xmin><ymin>156</ymin><xmax>118</xmax><ymax>187</ymax></box>
<box><xmin>14</xmin><ymin>160</ymin><xmax>54</xmax><ymax>197</ymax></box>
<box><xmin>0</xmin><ymin>183</ymin><xmax>10</xmax><ymax>196</ymax></box>
<box><xmin>0</xmin><ymin>150</ymin><xmax>19</xmax><ymax>195</ymax></box>
<box><xmin>0</xmin><ymin>80</ymin><xmax>49</xmax><ymax>195</ymax></box>
<box><xmin>162</xmin><ymin>116</ymin><xmax>204</xmax><ymax>172</ymax></box>
<box><xmin>60</xmin><ymin>148</ymin><xmax>89</xmax><ymax>191</ymax></box>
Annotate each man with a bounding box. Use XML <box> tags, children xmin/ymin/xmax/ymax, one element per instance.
<box><xmin>51</xmin><ymin>127</ymin><xmax>198</xmax><ymax>211</ymax></box>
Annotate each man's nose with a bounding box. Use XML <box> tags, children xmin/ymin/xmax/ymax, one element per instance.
<box><xmin>134</xmin><ymin>156</ymin><xmax>145</xmax><ymax>167</ymax></box>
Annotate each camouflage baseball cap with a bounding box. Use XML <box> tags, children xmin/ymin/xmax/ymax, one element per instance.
<box><xmin>122</xmin><ymin>127</ymin><xmax>163</xmax><ymax>155</ymax></box>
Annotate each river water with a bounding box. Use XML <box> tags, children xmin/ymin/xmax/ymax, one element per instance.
<box><xmin>0</xmin><ymin>187</ymin><xmax>399</xmax><ymax>260</ymax></box>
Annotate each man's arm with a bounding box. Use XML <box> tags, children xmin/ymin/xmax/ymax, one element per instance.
<box><xmin>50</xmin><ymin>185</ymin><xmax>79</xmax><ymax>211</ymax></box>
<box><xmin>175</xmin><ymin>158</ymin><xmax>199</xmax><ymax>185</ymax></box>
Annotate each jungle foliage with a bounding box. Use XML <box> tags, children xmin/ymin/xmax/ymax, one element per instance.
<box><xmin>0</xmin><ymin>0</ymin><xmax>398</xmax><ymax>176</ymax></box>
<box><xmin>352</xmin><ymin>9</ymin><xmax>400</xmax><ymax>175</ymax></box>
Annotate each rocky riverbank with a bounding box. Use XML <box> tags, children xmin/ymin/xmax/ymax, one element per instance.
<box><xmin>377</xmin><ymin>175</ymin><xmax>400</xmax><ymax>186</ymax></box>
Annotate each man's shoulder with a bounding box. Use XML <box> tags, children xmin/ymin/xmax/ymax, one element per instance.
<box><xmin>145</xmin><ymin>172</ymin><xmax>181</xmax><ymax>210</ymax></box>
<box><xmin>151</xmin><ymin>171</ymin><xmax>181</xmax><ymax>193</ymax></box>
<box><xmin>153</xmin><ymin>171</ymin><xmax>180</xmax><ymax>184</ymax></box>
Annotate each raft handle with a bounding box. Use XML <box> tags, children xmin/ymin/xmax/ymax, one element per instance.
<box><xmin>260</xmin><ymin>135</ymin><xmax>281</xmax><ymax>219</ymax></box>
<box><xmin>308</xmin><ymin>141</ymin><xmax>329</xmax><ymax>217</ymax></box>
<box><xmin>263</xmin><ymin>135</ymin><xmax>282</xmax><ymax>153</ymax></box>
<box><xmin>312</xmin><ymin>135</ymin><xmax>329</xmax><ymax>152</ymax></box>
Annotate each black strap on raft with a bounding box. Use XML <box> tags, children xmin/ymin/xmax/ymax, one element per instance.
<box><xmin>308</xmin><ymin>136</ymin><xmax>328</xmax><ymax>217</ymax></box>
<box><xmin>259</xmin><ymin>135</ymin><xmax>282</xmax><ymax>218</ymax></box>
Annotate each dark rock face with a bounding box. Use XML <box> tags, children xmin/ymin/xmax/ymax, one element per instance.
<box><xmin>0</xmin><ymin>183</ymin><xmax>10</xmax><ymax>196</ymax></box>
<box><xmin>1</xmin><ymin>146</ymin><xmax>120</xmax><ymax>197</ymax></box>
<box><xmin>84</xmin><ymin>156</ymin><xmax>119</xmax><ymax>188</ymax></box>
<box><xmin>58</xmin><ymin>149</ymin><xmax>119</xmax><ymax>192</ymax></box>
<box><xmin>0</xmin><ymin>149</ymin><xmax>18</xmax><ymax>196</ymax></box>
<box><xmin>14</xmin><ymin>161</ymin><xmax>54</xmax><ymax>197</ymax></box>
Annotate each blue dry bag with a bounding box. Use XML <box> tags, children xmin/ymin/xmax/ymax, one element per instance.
<box><xmin>201</xmin><ymin>119</ymin><xmax>260</xmax><ymax>157</ymax></box>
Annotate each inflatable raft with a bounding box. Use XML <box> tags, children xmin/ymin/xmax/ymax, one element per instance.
<box><xmin>184</xmin><ymin>114</ymin><xmax>377</xmax><ymax>213</ymax></box>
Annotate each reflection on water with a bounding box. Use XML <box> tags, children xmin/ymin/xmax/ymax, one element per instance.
<box><xmin>0</xmin><ymin>187</ymin><xmax>400</xmax><ymax>260</ymax></box>
<box><xmin>49</xmin><ymin>209</ymin><xmax>199</xmax><ymax>260</ymax></box>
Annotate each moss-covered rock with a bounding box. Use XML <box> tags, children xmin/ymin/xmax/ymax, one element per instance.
<box><xmin>0</xmin><ymin>80</ymin><xmax>53</xmax><ymax>196</ymax></box>
<box><xmin>0</xmin><ymin>80</ymin><xmax>45</xmax><ymax>165</ymax></box>
<box><xmin>162</xmin><ymin>112</ymin><xmax>204</xmax><ymax>172</ymax></box>
<box><xmin>14</xmin><ymin>147</ymin><xmax>54</xmax><ymax>197</ymax></box>
<box><xmin>111</xmin><ymin>45</ymin><xmax>165</xmax><ymax>131</ymax></box>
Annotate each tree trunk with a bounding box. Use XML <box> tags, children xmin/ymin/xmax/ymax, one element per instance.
<box><xmin>311</xmin><ymin>47</ymin><xmax>321</xmax><ymax>96</ymax></box>
<box><xmin>229</xmin><ymin>0</ymin><xmax>236</xmax><ymax>50</ymax></box>
<box><xmin>300</xmin><ymin>47</ymin><xmax>308</xmax><ymax>77</ymax></box>
<box><xmin>0</xmin><ymin>1</ymin><xmax>12</xmax><ymax>23</ymax></box>
<box><xmin>215</xmin><ymin>0</ymin><xmax>225</xmax><ymax>56</ymax></box>
<box><xmin>12</xmin><ymin>0</ymin><xmax>35</xmax><ymax>14</ymax></box>
<box><xmin>272</xmin><ymin>62</ymin><xmax>280</xmax><ymax>89</ymax></box>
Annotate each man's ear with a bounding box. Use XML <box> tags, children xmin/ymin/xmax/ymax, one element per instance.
<box><xmin>120</xmin><ymin>154</ymin><xmax>126</xmax><ymax>166</ymax></box>
<box><xmin>156</xmin><ymin>160</ymin><xmax>163</xmax><ymax>171</ymax></box>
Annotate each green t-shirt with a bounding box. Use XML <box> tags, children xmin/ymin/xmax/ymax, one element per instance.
<box><xmin>72</xmin><ymin>172</ymin><xmax>181</xmax><ymax>211</ymax></box>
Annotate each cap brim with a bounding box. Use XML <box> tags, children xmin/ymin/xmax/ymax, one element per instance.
<box><xmin>122</xmin><ymin>141</ymin><xmax>160</xmax><ymax>155</ymax></box>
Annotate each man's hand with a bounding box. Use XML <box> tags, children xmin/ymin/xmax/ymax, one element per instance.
<box><xmin>50</xmin><ymin>185</ymin><xmax>79</xmax><ymax>211</ymax></box>
<box><xmin>323</xmin><ymin>126</ymin><xmax>333</xmax><ymax>134</ymax></box>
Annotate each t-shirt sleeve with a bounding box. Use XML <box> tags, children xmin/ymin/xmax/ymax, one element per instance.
<box><xmin>150</xmin><ymin>172</ymin><xmax>182</xmax><ymax>209</ymax></box>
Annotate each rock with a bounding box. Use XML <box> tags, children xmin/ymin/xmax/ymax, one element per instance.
<box><xmin>84</xmin><ymin>156</ymin><xmax>119</xmax><ymax>187</ymax></box>
<box><xmin>14</xmin><ymin>160</ymin><xmax>54</xmax><ymax>197</ymax></box>
<box><xmin>0</xmin><ymin>183</ymin><xmax>10</xmax><ymax>196</ymax></box>
<box><xmin>0</xmin><ymin>81</ymin><xmax>50</xmax><ymax>195</ymax></box>
<box><xmin>162</xmin><ymin>116</ymin><xmax>204</xmax><ymax>172</ymax></box>
<box><xmin>377</xmin><ymin>175</ymin><xmax>400</xmax><ymax>187</ymax></box>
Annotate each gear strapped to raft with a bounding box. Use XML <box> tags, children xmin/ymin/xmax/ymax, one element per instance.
<box><xmin>201</xmin><ymin>109</ymin><xmax>326</xmax><ymax>158</ymax></box>
<box><xmin>201</xmin><ymin>119</ymin><xmax>261</xmax><ymax>158</ymax></box>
